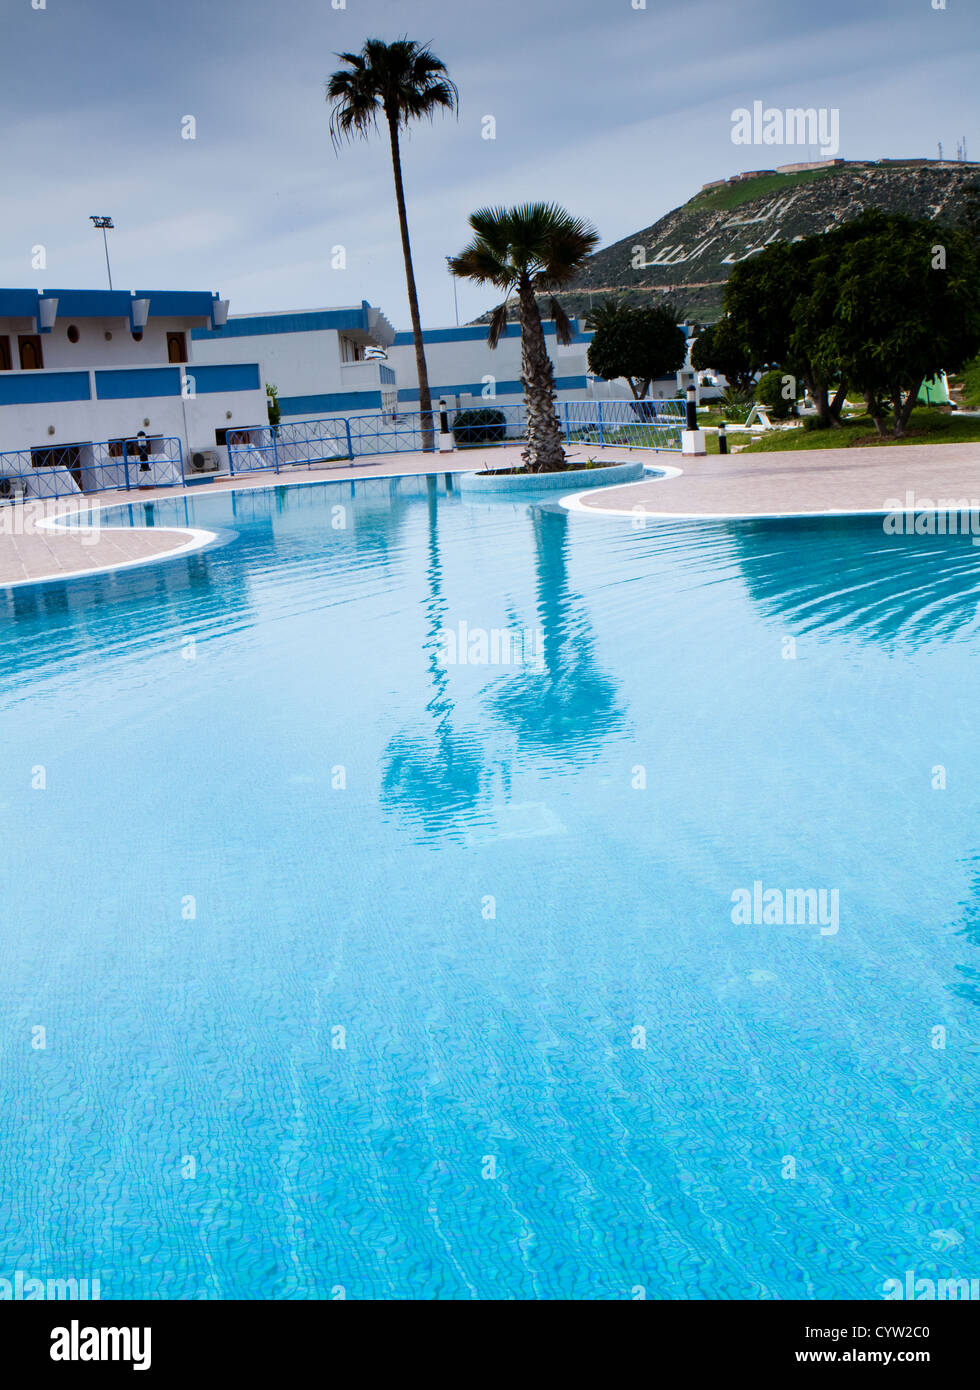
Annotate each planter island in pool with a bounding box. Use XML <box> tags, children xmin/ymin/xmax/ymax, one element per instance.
<box><xmin>457</xmin><ymin>459</ymin><xmax>646</xmax><ymax>493</ymax></box>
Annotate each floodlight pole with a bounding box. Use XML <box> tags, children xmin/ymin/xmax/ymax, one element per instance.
<box><xmin>90</xmin><ymin>216</ymin><xmax>115</xmax><ymax>289</ymax></box>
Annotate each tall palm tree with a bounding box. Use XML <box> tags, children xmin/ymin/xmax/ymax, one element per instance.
<box><xmin>326</xmin><ymin>39</ymin><xmax>458</xmax><ymax>452</ymax></box>
<box><xmin>448</xmin><ymin>203</ymin><xmax>599</xmax><ymax>472</ymax></box>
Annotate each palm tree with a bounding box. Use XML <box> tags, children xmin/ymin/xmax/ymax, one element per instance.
<box><xmin>326</xmin><ymin>39</ymin><xmax>458</xmax><ymax>452</ymax></box>
<box><xmin>448</xmin><ymin>203</ymin><xmax>599</xmax><ymax>472</ymax></box>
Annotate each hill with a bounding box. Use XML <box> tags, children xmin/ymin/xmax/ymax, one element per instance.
<box><xmin>472</xmin><ymin>159</ymin><xmax>980</xmax><ymax>327</ymax></box>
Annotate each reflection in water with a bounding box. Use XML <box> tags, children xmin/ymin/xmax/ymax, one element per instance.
<box><xmin>380</xmin><ymin>477</ymin><xmax>490</xmax><ymax>840</ymax></box>
<box><xmin>380</xmin><ymin>497</ymin><xmax>626</xmax><ymax>841</ymax></box>
<box><xmin>729</xmin><ymin>515</ymin><xmax>980</xmax><ymax>647</ymax></box>
<box><xmin>486</xmin><ymin>507</ymin><xmax>625</xmax><ymax>760</ymax></box>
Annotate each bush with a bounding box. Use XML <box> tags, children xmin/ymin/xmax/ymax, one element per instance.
<box><xmin>720</xmin><ymin>386</ymin><xmax>755</xmax><ymax>422</ymax></box>
<box><xmin>755</xmin><ymin>368</ymin><xmax>796</xmax><ymax>419</ymax></box>
<box><xmin>452</xmin><ymin>407</ymin><xmax>507</xmax><ymax>445</ymax></box>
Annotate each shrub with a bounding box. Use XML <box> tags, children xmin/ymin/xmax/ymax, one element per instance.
<box><xmin>720</xmin><ymin>386</ymin><xmax>755</xmax><ymax>422</ymax></box>
<box><xmin>452</xmin><ymin>407</ymin><xmax>507</xmax><ymax>445</ymax></box>
<box><xmin>755</xmin><ymin>368</ymin><xmax>796</xmax><ymax>419</ymax></box>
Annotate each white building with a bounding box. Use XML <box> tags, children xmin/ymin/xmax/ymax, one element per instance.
<box><xmin>193</xmin><ymin>301</ymin><xmax>398</xmax><ymax>421</ymax></box>
<box><xmin>193</xmin><ymin>301</ymin><xmax>600</xmax><ymax>430</ymax></box>
<box><xmin>0</xmin><ymin>288</ymin><xmax>267</xmax><ymax>495</ymax></box>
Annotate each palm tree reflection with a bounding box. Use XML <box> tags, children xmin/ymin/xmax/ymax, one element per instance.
<box><xmin>380</xmin><ymin>477</ymin><xmax>489</xmax><ymax>840</ymax></box>
<box><xmin>486</xmin><ymin>506</ymin><xmax>625</xmax><ymax>759</ymax></box>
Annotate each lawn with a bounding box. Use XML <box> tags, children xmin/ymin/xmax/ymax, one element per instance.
<box><xmin>734</xmin><ymin>407</ymin><xmax>980</xmax><ymax>452</ymax></box>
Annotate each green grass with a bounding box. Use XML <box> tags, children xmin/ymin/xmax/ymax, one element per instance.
<box><xmin>737</xmin><ymin>407</ymin><xmax>980</xmax><ymax>452</ymax></box>
<box><xmin>950</xmin><ymin>355</ymin><xmax>980</xmax><ymax>409</ymax></box>
<box><xmin>689</xmin><ymin>166</ymin><xmax>845</xmax><ymax>216</ymax></box>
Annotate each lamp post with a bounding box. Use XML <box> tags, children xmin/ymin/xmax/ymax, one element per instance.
<box><xmin>445</xmin><ymin>257</ymin><xmax>459</xmax><ymax>327</ymax></box>
<box><xmin>90</xmin><ymin>216</ymin><xmax>114</xmax><ymax>289</ymax></box>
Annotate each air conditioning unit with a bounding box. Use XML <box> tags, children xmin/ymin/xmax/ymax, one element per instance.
<box><xmin>187</xmin><ymin>447</ymin><xmax>222</xmax><ymax>474</ymax></box>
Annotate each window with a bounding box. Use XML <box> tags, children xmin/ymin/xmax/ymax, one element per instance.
<box><xmin>167</xmin><ymin>332</ymin><xmax>187</xmax><ymax>364</ymax></box>
<box><xmin>18</xmin><ymin>335</ymin><xmax>43</xmax><ymax>370</ymax></box>
<box><xmin>0</xmin><ymin>337</ymin><xmax>10</xmax><ymax>371</ymax></box>
<box><xmin>339</xmin><ymin>336</ymin><xmax>363</xmax><ymax>363</ymax></box>
<box><xmin>67</xmin><ymin>325</ymin><xmax>80</xmax><ymax>344</ymax></box>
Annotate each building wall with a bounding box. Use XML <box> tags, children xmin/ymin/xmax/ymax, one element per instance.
<box><xmin>192</xmin><ymin>303</ymin><xmax>397</xmax><ymax>421</ymax></box>
<box><xmin>0</xmin><ymin>364</ymin><xmax>265</xmax><ymax>458</ymax></box>
<box><xmin>0</xmin><ymin>290</ymin><xmax>265</xmax><ymax>471</ymax></box>
<box><xmin>387</xmin><ymin>321</ymin><xmax>594</xmax><ymax>411</ymax></box>
<box><xmin>0</xmin><ymin>316</ymin><xmax>204</xmax><ymax>371</ymax></box>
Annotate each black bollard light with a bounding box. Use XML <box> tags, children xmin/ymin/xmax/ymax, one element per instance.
<box><xmin>685</xmin><ymin>384</ymin><xmax>698</xmax><ymax>432</ymax></box>
<box><xmin>717</xmin><ymin>419</ymin><xmax>728</xmax><ymax>455</ymax></box>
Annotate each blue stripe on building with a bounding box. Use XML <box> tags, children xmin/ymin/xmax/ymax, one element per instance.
<box><xmin>0</xmin><ymin>289</ymin><xmax>220</xmax><ymax>321</ymax></box>
<box><xmin>392</xmin><ymin>323</ymin><xmax>589</xmax><ymax>346</ymax></box>
<box><xmin>95</xmin><ymin>367</ymin><xmax>182</xmax><ymax>400</ymax></box>
<box><xmin>193</xmin><ymin>307</ymin><xmax>373</xmax><ymax>341</ymax></box>
<box><xmin>0</xmin><ymin>371</ymin><xmax>91</xmax><ymax>405</ymax></box>
<box><xmin>279</xmin><ymin>389</ymin><xmax>383</xmax><ymax>416</ymax></box>
<box><xmin>188</xmin><ymin>363</ymin><xmax>261</xmax><ymax>393</ymax></box>
<box><xmin>397</xmin><ymin>374</ymin><xmax>590</xmax><ymax>403</ymax></box>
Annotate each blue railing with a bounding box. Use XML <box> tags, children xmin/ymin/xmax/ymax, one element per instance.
<box><xmin>0</xmin><ymin>436</ymin><xmax>184</xmax><ymax>503</ymax></box>
<box><xmin>227</xmin><ymin>399</ymin><xmax>684</xmax><ymax>474</ymax></box>
<box><xmin>561</xmin><ymin>398</ymin><xmax>687</xmax><ymax>452</ymax></box>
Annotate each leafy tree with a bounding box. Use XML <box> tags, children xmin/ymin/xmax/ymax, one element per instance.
<box><xmin>585</xmin><ymin>299</ymin><xmax>687</xmax><ymax>400</ymax></box>
<box><xmin>808</xmin><ymin>211</ymin><xmax>980</xmax><ymax>436</ymax></box>
<box><xmin>327</xmin><ymin>39</ymin><xmax>458</xmax><ymax>452</ymax></box>
<box><xmin>690</xmin><ymin>318</ymin><xmax>755</xmax><ymax>395</ymax></box>
<box><xmin>449</xmin><ymin>203</ymin><xmax>599</xmax><ymax>472</ymax></box>
<box><xmin>723</xmin><ymin>238</ymin><xmax>847</xmax><ymax>426</ymax></box>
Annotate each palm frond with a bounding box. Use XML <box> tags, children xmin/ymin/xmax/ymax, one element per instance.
<box><xmin>486</xmin><ymin>300</ymin><xmax>511</xmax><ymax>350</ymax></box>
<box><xmin>548</xmin><ymin>297</ymin><xmax>574</xmax><ymax>346</ymax></box>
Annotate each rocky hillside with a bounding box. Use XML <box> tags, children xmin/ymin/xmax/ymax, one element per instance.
<box><xmin>474</xmin><ymin>160</ymin><xmax>979</xmax><ymax>327</ymax></box>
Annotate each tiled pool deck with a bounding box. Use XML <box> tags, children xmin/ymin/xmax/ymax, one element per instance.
<box><xmin>3</xmin><ymin>440</ymin><xmax>980</xmax><ymax>586</ymax></box>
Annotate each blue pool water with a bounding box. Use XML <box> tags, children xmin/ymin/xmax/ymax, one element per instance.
<box><xmin>1</xmin><ymin>474</ymin><xmax>979</xmax><ymax>1300</ymax></box>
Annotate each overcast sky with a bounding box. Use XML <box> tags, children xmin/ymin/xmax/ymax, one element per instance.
<box><xmin>1</xmin><ymin>0</ymin><xmax>976</xmax><ymax>327</ymax></box>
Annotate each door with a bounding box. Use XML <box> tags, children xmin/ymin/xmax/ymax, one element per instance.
<box><xmin>18</xmin><ymin>335</ymin><xmax>43</xmax><ymax>369</ymax></box>
<box><xmin>167</xmin><ymin>332</ymin><xmax>188</xmax><ymax>364</ymax></box>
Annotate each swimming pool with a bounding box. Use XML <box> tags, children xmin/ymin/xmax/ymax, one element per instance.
<box><xmin>1</xmin><ymin>475</ymin><xmax>978</xmax><ymax>1300</ymax></box>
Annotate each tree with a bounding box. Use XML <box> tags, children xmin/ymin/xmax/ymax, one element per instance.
<box><xmin>690</xmin><ymin>317</ymin><xmax>754</xmax><ymax>395</ymax></box>
<box><xmin>585</xmin><ymin>298</ymin><xmax>686</xmax><ymax>399</ymax></box>
<box><xmin>723</xmin><ymin>238</ymin><xmax>847</xmax><ymax>427</ymax></box>
<box><xmin>327</xmin><ymin>39</ymin><xmax>458</xmax><ymax>452</ymax></box>
<box><xmin>449</xmin><ymin>203</ymin><xmax>599</xmax><ymax>472</ymax></box>
<box><xmin>809</xmin><ymin>212</ymin><xmax>980</xmax><ymax>436</ymax></box>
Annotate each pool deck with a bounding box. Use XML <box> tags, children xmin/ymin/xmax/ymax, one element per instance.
<box><xmin>3</xmin><ymin>439</ymin><xmax>980</xmax><ymax>587</ymax></box>
<box><xmin>569</xmin><ymin>440</ymin><xmax>980</xmax><ymax>519</ymax></box>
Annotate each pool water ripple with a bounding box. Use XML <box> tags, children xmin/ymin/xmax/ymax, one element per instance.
<box><xmin>1</xmin><ymin>475</ymin><xmax>979</xmax><ymax>1299</ymax></box>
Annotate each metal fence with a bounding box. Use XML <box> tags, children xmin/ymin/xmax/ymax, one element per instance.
<box><xmin>0</xmin><ymin>436</ymin><xmax>184</xmax><ymax>503</ymax></box>
<box><xmin>225</xmin><ymin>418</ymin><xmax>351</xmax><ymax>475</ymax></box>
<box><xmin>561</xmin><ymin>398</ymin><xmax>687</xmax><ymax>452</ymax></box>
<box><xmin>227</xmin><ymin>398</ymin><xmax>685</xmax><ymax>475</ymax></box>
<box><xmin>0</xmin><ymin>399</ymin><xmax>686</xmax><ymax>507</ymax></box>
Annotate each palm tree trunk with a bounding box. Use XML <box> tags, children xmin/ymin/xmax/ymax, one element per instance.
<box><xmin>386</xmin><ymin>113</ymin><xmax>435</xmax><ymax>452</ymax></box>
<box><xmin>517</xmin><ymin>274</ymin><xmax>565</xmax><ymax>473</ymax></box>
